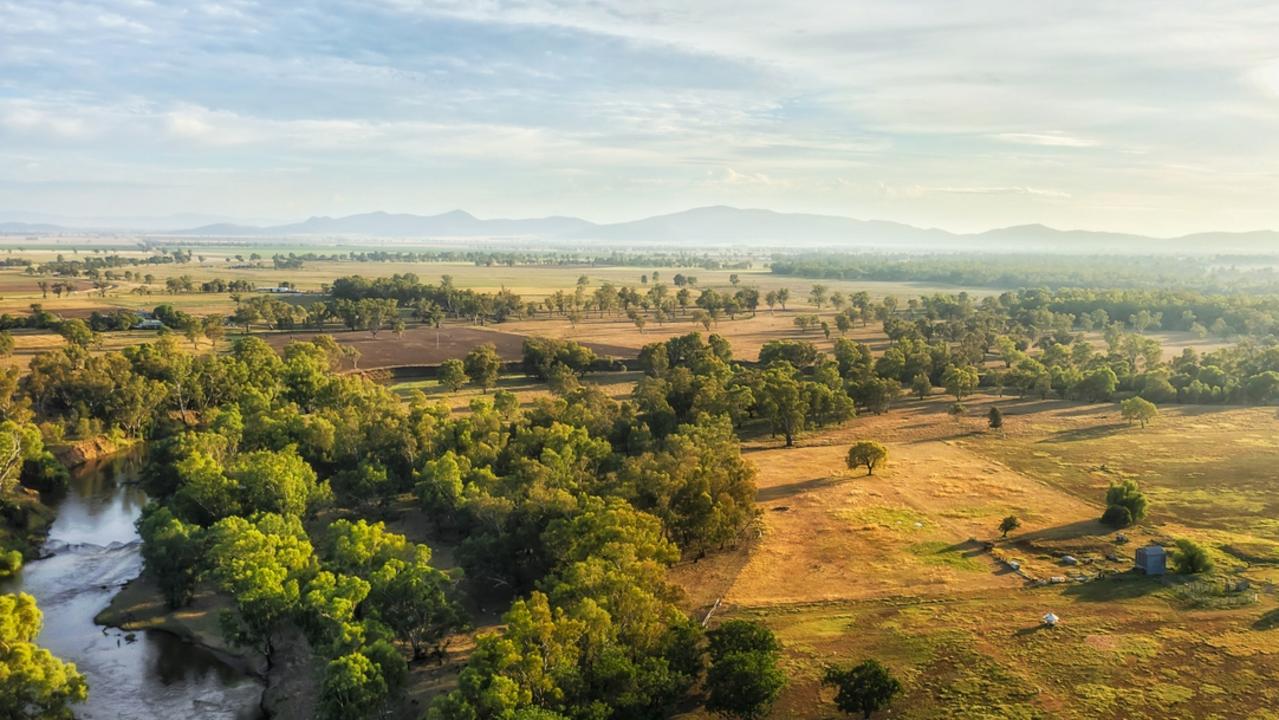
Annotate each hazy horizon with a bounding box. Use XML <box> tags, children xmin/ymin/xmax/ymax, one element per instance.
<box><xmin>6</xmin><ymin>204</ymin><xmax>1279</xmax><ymax>240</ymax></box>
<box><xmin>4</xmin><ymin>2</ymin><xmax>1279</xmax><ymax>237</ymax></box>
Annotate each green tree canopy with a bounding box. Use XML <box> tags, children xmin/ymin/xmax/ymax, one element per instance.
<box><xmin>367</xmin><ymin>549</ymin><xmax>465</xmax><ymax>661</ymax></box>
<box><xmin>757</xmin><ymin>363</ymin><xmax>806</xmax><ymax>447</ymax></box>
<box><xmin>846</xmin><ymin>441</ymin><xmax>888</xmax><ymax>476</ymax></box>
<box><xmin>464</xmin><ymin>343</ymin><xmax>502</xmax><ymax>393</ymax></box>
<box><xmin>0</xmin><ymin>592</ymin><xmax>88</xmax><ymax>718</ymax></box>
<box><xmin>1172</xmin><ymin>538</ymin><xmax>1213</xmax><ymax>574</ymax></box>
<box><xmin>822</xmin><ymin>659</ymin><xmax>902</xmax><ymax>719</ymax></box>
<box><xmin>941</xmin><ymin>365</ymin><xmax>979</xmax><ymax>401</ymax></box>
<box><xmin>438</xmin><ymin>359</ymin><xmax>467</xmax><ymax>393</ymax></box>
<box><xmin>206</xmin><ymin>513</ymin><xmax>315</xmax><ymax>656</ymax></box>
<box><xmin>138</xmin><ymin>504</ymin><xmax>205</xmax><ymax>608</ymax></box>
<box><xmin>318</xmin><ymin>651</ymin><xmax>390</xmax><ymax>720</ymax></box>
<box><xmin>910</xmin><ymin>372</ymin><xmax>931</xmax><ymax>400</ymax></box>
<box><xmin>1102</xmin><ymin>479</ymin><xmax>1148</xmax><ymax>528</ymax></box>
<box><xmin>1120</xmin><ymin>396</ymin><xmax>1158</xmax><ymax>428</ymax></box>
<box><xmin>705</xmin><ymin>621</ymin><xmax>785</xmax><ymax>720</ymax></box>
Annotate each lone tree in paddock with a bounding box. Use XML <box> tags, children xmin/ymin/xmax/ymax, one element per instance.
<box><xmin>1121</xmin><ymin>396</ymin><xmax>1158</xmax><ymax>428</ymax></box>
<box><xmin>999</xmin><ymin>515</ymin><xmax>1021</xmax><ymax>538</ymax></box>
<box><xmin>846</xmin><ymin>441</ymin><xmax>888</xmax><ymax>476</ymax></box>
<box><xmin>822</xmin><ymin>659</ymin><xmax>902</xmax><ymax>719</ymax></box>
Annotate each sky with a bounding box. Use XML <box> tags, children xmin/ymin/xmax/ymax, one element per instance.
<box><xmin>2</xmin><ymin>1</ymin><xmax>1279</xmax><ymax>235</ymax></box>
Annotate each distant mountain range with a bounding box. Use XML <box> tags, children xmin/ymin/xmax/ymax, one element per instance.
<box><xmin>0</xmin><ymin>222</ymin><xmax>69</xmax><ymax>234</ymax></box>
<box><xmin>183</xmin><ymin>210</ymin><xmax>596</xmax><ymax>239</ymax></box>
<box><xmin>3</xmin><ymin>206</ymin><xmax>1278</xmax><ymax>254</ymax></box>
<box><xmin>0</xmin><ymin>211</ymin><xmax>282</xmax><ymax>233</ymax></box>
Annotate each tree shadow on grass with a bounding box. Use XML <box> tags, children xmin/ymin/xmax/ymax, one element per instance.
<box><xmin>939</xmin><ymin>539</ymin><xmax>989</xmax><ymax>558</ymax></box>
<box><xmin>1039</xmin><ymin>423</ymin><xmax>1129</xmax><ymax>443</ymax></box>
<box><xmin>1174</xmin><ymin>404</ymin><xmax>1242</xmax><ymax>418</ymax></box>
<box><xmin>993</xmin><ymin>398</ymin><xmax>1080</xmax><ymax>415</ymax></box>
<box><xmin>1253</xmin><ymin>609</ymin><xmax>1279</xmax><ymax>631</ymax></box>
<box><xmin>1014</xmin><ymin>519</ymin><xmax>1111</xmax><ymax>543</ymax></box>
<box><xmin>896</xmin><ymin>421</ymin><xmax>934</xmax><ymax>432</ymax></box>
<box><xmin>1062</xmin><ymin>573</ymin><xmax>1163</xmax><ymax>602</ymax></box>
<box><xmin>756</xmin><ymin>475</ymin><xmax>846</xmax><ymax>502</ymax></box>
<box><xmin>1053</xmin><ymin>403</ymin><xmax>1114</xmax><ymax>418</ymax></box>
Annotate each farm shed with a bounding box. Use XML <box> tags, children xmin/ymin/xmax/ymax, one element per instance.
<box><xmin>1135</xmin><ymin>545</ymin><xmax>1166</xmax><ymax>575</ymax></box>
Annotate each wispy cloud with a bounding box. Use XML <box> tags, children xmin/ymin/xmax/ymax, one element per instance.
<box><xmin>993</xmin><ymin>132</ymin><xmax>1099</xmax><ymax>148</ymax></box>
<box><xmin>3</xmin><ymin>1</ymin><xmax>1279</xmax><ymax>233</ymax></box>
<box><xmin>885</xmin><ymin>184</ymin><xmax>1072</xmax><ymax>200</ymax></box>
<box><xmin>924</xmin><ymin>186</ymin><xmax>1072</xmax><ymax>199</ymax></box>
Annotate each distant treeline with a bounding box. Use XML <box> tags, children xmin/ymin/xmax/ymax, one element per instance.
<box><xmin>329</xmin><ymin>274</ymin><xmax>525</xmax><ymax>324</ymax></box>
<box><xmin>1004</xmin><ymin>287</ymin><xmax>1279</xmax><ymax>338</ymax></box>
<box><xmin>784</xmin><ymin>288</ymin><xmax>1279</xmax><ymax>408</ymax></box>
<box><xmin>259</xmin><ymin>248</ymin><xmax>752</xmax><ymax>270</ymax></box>
<box><xmin>770</xmin><ymin>253</ymin><xmax>1279</xmax><ymax>293</ymax></box>
<box><xmin>19</xmin><ymin>248</ymin><xmax>750</xmax><ymax>280</ymax></box>
<box><xmin>28</xmin><ymin>252</ymin><xmax>188</xmax><ymax>278</ymax></box>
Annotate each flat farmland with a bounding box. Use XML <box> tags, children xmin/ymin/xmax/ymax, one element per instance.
<box><xmin>0</xmin><ymin>256</ymin><xmax>999</xmax><ymax>318</ymax></box>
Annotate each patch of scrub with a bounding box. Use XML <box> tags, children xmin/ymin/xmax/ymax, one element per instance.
<box><xmin>1205</xmin><ymin>630</ymin><xmax>1279</xmax><ymax>657</ymax></box>
<box><xmin>1075</xmin><ymin>683</ymin><xmax>1120</xmax><ymax>714</ymax></box>
<box><xmin>1147</xmin><ymin>682</ymin><xmax>1195</xmax><ymax>709</ymax></box>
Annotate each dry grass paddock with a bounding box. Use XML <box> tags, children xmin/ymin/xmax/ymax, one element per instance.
<box><xmin>669</xmin><ymin>393</ymin><xmax>1279</xmax><ymax>719</ymax></box>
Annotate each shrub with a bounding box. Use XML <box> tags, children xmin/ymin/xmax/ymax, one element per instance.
<box><xmin>1101</xmin><ymin>504</ymin><xmax>1133</xmax><ymax>528</ymax></box>
<box><xmin>0</xmin><ymin>549</ymin><xmax>23</xmax><ymax>577</ymax></box>
<box><xmin>21</xmin><ymin>451</ymin><xmax>70</xmax><ymax>494</ymax></box>
<box><xmin>987</xmin><ymin>406</ymin><xmax>1003</xmax><ymax>429</ymax></box>
<box><xmin>1102</xmin><ymin>479</ymin><xmax>1147</xmax><ymax>526</ymax></box>
<box><xmin>1172</xmin><ymin>539</ymin><xmax>1213</xmax><ymax>574</ymax></box>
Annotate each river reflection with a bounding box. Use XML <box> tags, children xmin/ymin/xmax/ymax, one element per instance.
<box><xmin>2</xmin><ymin>452</ymin><xmax>265</xmax><ymax>720</ymax></box>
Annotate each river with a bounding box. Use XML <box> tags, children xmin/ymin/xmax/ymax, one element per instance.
<box><xmin>1</xmin><ymin>452</ymin><xmax>265</xmax><ymax>719</ymax></box>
